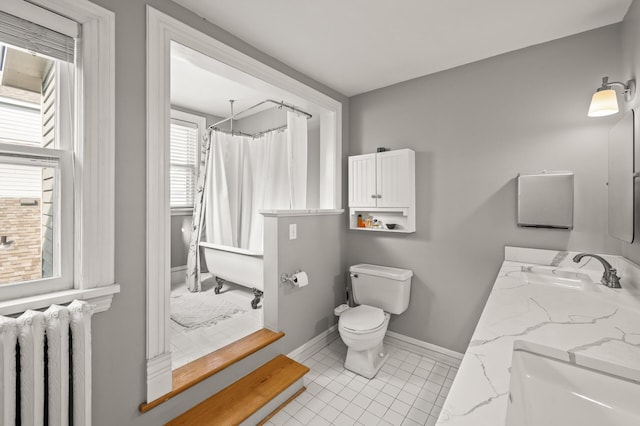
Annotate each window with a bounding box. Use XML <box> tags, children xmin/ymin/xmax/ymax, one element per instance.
<box><xmin>0</xmin><ymin>0</ymin><xmax>116</xmax><ymax>310</ymax></box>
<box><xmin>0</xmin><ymin>9</ymin><xmax>75</xmax><ymax>299</ymax></box>
<box><xmin>170</xmin><ymin>110</ymin><xmax>205</xmax><ymax>211</ymax></box>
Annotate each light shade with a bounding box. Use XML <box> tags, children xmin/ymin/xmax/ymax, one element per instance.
<box><xmin>588</xmin><ymin>89</ymin><xmax>619</xmax><ymax>117</ymax></box>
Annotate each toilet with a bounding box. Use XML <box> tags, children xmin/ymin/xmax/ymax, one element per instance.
<box><xmin>335</xmin><ymin>264</ymin><xmax>413</xmax><ymax>379</ymax></box>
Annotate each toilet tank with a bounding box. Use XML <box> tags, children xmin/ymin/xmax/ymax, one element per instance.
<box><xmin>350</xmin><ymin>264</ymin><xmax>413</xmax><ymax>314</ymax></box>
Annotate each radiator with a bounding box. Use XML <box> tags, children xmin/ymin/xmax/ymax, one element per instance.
<box><xmin>0</xmin><ymin>300</ymin><xmax>94</xmax><ymax>426</ymax></box>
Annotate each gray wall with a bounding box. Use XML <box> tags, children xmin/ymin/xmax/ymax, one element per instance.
<box><xmin>620</xmin><ymin>1</ymin><xmax>640</xmax><ymax>264</ymax></box>
<box><xmin>263</xmin><ymin>214</ymin><xmax>346</xmax><ymax>352</ymax></box>
<box><xmin>89</xmin><ymin>0</ymin><xmax>347</xmax><ymax>424</ymax></box>
<box><xmin>348</xmin><ymin>25</ymin><xmax>623</xmax><ymax>353</ymax></box>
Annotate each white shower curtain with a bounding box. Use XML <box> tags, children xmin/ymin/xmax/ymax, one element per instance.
<box><xmin>204</xmin><ymin>111</ymin><xmax>308</xmax><ymax>253</ymax></box>
<box><xmin>287</xmin><ymin>111</ymin><xmax>308</xmax><ymax>209</ymax></box>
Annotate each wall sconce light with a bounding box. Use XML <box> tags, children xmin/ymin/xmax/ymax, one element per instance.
<box><xmin>588</xmin><ymin>76</ymin><xmax>636</xmax><ymax>117</ymax></box>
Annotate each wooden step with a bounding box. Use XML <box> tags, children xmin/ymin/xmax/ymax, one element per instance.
<box><xmin>140</xmin><ymin>328</ymin><xmax>284</xmax><ymax>413</ymax></box>
<box><xmin>166</xmin><ymin>355</ymin><xmax>310</xmax><ymax>426</ymax></box>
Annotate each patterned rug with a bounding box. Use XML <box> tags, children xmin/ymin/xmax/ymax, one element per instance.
<box><xmin>170</xmin><ymin>281</ymin><xmax>247</xmax><ymax>329</ymax></box>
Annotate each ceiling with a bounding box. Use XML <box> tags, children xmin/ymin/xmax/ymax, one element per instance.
<box><xmin>171</xmin><ymin>42</ymin><xmax>326</xmax><ymax>119</ymax></box>
<box><xmin>173</xmin><ymin>0</ymin><xmax>632</xmax><ymax>97</ymax></box>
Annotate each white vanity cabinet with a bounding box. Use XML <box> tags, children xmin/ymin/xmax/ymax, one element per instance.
<box><xmin>348</xmin><ymin>149</ymin><xmax>415</xmax><ymax>233</ymax></box>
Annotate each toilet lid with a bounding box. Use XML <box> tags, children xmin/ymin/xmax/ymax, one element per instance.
<box><xmin>340</xmin><ymin>305</ymin><xmax>385</xmax><ymax>332</ymax></box>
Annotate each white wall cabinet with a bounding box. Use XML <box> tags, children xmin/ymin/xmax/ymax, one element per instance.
<box><xmin>348</xmin><ymin>149</ymin><xmax>415</xmax><ymax>233</ymax></box>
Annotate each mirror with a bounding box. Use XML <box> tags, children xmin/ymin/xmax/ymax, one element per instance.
<box><xmin>608</xmin><ymin>109</ymin><xmax>635</xmax><ymax>243</ymax></box>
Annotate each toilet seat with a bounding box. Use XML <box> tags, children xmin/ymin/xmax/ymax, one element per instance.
<box><xmin>340</xmin><ymin>305</ymin><xmax>386</xmax><ymax>334</ymax></box>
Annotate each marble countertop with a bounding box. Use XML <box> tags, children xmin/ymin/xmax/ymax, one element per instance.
<box><xmin>437</xmin><ymin>246</ymin><xmax>640</xmax><ymax>425</ymax></box>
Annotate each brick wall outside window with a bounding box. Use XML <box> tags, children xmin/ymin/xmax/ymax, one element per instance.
<box><xmin>0</xmin><ymin>198</ymin><xmax>42</xmax><ymax>284</ymax></box>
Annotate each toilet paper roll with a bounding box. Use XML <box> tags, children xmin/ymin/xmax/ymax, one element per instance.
<box><xmin>293</xmin><ymin>271</ymin><xmax>309</xmax><ymax>287</ymax></box>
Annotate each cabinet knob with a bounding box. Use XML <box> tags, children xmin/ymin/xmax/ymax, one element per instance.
<box><xmin>377</xmin><ymin>194</ymin><xmax>382</xmax><ymax>199</ymax></box>
<box><xmin>371</xmin><ymin>194</ymin><xmax>377</xmax><ymax>198</ymax></box>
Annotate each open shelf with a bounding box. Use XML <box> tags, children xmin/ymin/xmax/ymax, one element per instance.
<box><xmin>349</xmin><ymin>207</ymin><xmax>415</xmax><ymax>233</ymax></box>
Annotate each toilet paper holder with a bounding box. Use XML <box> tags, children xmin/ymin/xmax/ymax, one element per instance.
<box><xmin>280</xmin><ymin>270</ymin><xmax>303</xmax><ymax>285</ymax></box>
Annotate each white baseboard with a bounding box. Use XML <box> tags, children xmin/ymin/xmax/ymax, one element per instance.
<box><xmin>287</xmin><ymin>325</ymin><xmax>339</xmax><ymax>362</ymax></box>
<box><xmin>146</xmin><ymin>352</ymin><xmax>173</xmax><ymax>402</ymax></box>
<box><xmin>171</xmin><ymin>266</ymin><xmax>187</xmax><ymax>286</ymax></box>
<box><xmin>385</xmin><ymin>331</ymin><xmax>463</xmax><ymax>368</ymax></box>
<box><xmin>288</xmin><ymin>325</ymin><xmax>463</xmax><ymax>368</ymax></box>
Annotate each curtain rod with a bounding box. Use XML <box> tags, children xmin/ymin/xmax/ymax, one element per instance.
<box><xmin>210</xmin><ymin>123</ymin><xmax>287</xmax><ymax>139</ymax></box>
<box><xmin>208</xmin><ymin>99</ymin><xmax>312</xmax><ymax>131</ymax></box>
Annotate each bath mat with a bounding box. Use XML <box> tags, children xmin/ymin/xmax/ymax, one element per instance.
<box><xmin>170</xmin><ymin>282</ymin><xmax>247</xmax><ymax>329</ymax></box>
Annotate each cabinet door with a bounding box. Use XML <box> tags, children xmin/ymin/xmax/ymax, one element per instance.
<box><xmin>348</xmin><ymin>153</ymin><xmax>377</xmax><ymax>207</ymax></box>
<box><xmin>377</xmin><ymin>150</ymin><xmax>410</xmax><ymax>207</ymax></box>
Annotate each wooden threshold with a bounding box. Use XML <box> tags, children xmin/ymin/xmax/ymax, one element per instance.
<box><xmin>139</xmin><ymin>328</ymin><xmax>284</xmax><ymax>413</ymax></box>
<box><xmin>166</xmin><ymin>354</ymin><xmax>309</xmax><ymax>426</ymax></box>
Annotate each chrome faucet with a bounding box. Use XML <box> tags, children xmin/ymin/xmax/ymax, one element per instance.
<box><xmin>572</xmin><ymin>253</ymin><xmax>621</xmax><ymax>288</ymax></box>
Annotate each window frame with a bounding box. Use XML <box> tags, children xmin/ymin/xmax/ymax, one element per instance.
<box><xmin>169</xmin><ymin>109</ymin><xmax>205</xmax><ymax>214</ymax></box>
<box><xmin>0</xmin><ymin>0</ymin><xmax>118</xmax><ymax>315</ymax></box>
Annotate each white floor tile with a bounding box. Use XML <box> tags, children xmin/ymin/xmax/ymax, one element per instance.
<box><xmin>381</xmin><ymin>382</ymin><xmax>402</xmax><ymax>398</ymax></box>
<box><xmin>343</xmin><ymin>402</ymin><xmax>365</xmax><ymax>421</ymax></box>
<box><xmin>316</xmin><ymin>388</ymin><xmax>337</xmax><ymax>404</ymax></box>
<box><xmin>292</xmin><ymin>406</ymin><xmax>315</xmax><ymax>424</ymax></box>
<box><xmin>374</xmin><ymin>391</ymin><xmax>395</xmax><ymax>407</ymax></box>
<box><xmin>351</xmin><ymin>393</ymin><xmax>372</xmax><ymax>410</ymax></box>
<box><xmin>306</xmin><ymin>416</ymin><xmax>330</xmax><ymax>426</ymax></box>
<box><xmin>402</xmin><ymin>418</ymin><xmax>423</xmax><ymax>426</ymax></box>
<box><xmin>397</xmin><ymin>389</ymin><xmax>417</xmax><ymax>406</ymax></box>
<box><xmin>318</xmin><ymin>405</ymin><xmax>340</xmax><ymax>423</ymax></box>
<box><xmin>390</xmin><ymin>398</ymin><xmax>411</xmax><ymax>416</ymax></box>
<box><xmin>283</xmin><ymin>400</ymin><xmax>302</xmax><ymax>416</ymax></box>
<box><xmin>338</xmin><ymin>386</ymin><xmax>358</xmax><ymax>401</ymax></box>
<box><xmin>333</xmin><ymin>412</ymin><xmax>357</xmax><ymax>426</ymax></box>
<box><xmin>407</xmin><ymin>406</ymin><xmax>430</xmax><ymax>424</ymax></box>
<box><xmin>283</xmin><ymin>417</ymin><xmax>303</xmax><ymax>426</ymax></box>
<box><xmin>383</xmin><ymin>408</ymin><xmax>405</xmax><ymax>425</ymax></box>
<box><xmin>329</xmin><ymin>395</ymin><xmax>350</xmax><ymax>412</ymax></box>
<box><xmin>294</xmin><ymin>339</ymin><xmax>457</xmax><ymax>426</ymax></box>
<box><xmin>305</xmin><ymin>396</ymin><xmax>327</xmax><ymax>414</ymax></box>
<box><xmin>358</xmin><ymin>410</ymin><xmax>381</xmax><ymax>425</ymax></box>
<box><xmin>367</xmin><ymin>400</ymin><xmax>388</xmax><ymax>417</ymax></box>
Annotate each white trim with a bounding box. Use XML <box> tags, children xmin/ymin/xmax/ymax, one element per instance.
<box><xmin>146</xmin><ymin>7</ymin><xmax>172</xmax><ymax>402</ymax></box>
<box><xmin>0</xmin><ymin>284</ymin><xmax>119</xmax><ymax>316</ymax></box>
<box><xmin>146</xmin><ymin>353</ymin><xmax>173</xmax><ymax>403</ymax></box>
<box><xmin>385</xmin><ymin>331</ymin><xmax>463</xmax><ymax>368</ymax></box>
<box><xmin>260</xmin><ymin>209</ymin><xmax>344</xmax><ymax>217</ymax></box>
<box><xmin>145</xmin><ymin>6</ymin><xmax>344</xmax><ymax>401</ymax></box>
<box><xmin>170</xmin><ymin>109</ymin><xmax>206</xmax><ymax>130</ymax></box>
<box><xmin>287</xmin><ymin>325</ymin><xmax>339</xmax><ymax>362</ymax></box>
<box><xmin>171</xmin><ymin>208</ymin><xmax>193</xmax><ymax>216</ymax></box>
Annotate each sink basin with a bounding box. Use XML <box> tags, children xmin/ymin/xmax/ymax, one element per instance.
<box><xmin>521</xmin><ymin>266</ymin><xmax>594</xmax><ymax>289</ymax></box>
<box><xmin>506</xmin><ymin>346</ymin><xmax>640</xmax><ymax>426</ymax></box>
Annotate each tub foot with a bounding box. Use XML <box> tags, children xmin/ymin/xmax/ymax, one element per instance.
<box><xmin>214</xmin><ymin>277</ymin><xmax>225</xmax><ymax>294</ymax></box>
<box><xmin>251</xmin><ymin>288</ymin><xmax>263</xmax><ymax>309</ymax></box>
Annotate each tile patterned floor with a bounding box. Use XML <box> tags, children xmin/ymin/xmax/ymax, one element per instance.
<box><xmin>267</xmin><ymin>338</ymin><xmax>457</xmax><ymax>426</ymax></box>
<box><xmin>169</xmin><ymin>276</ymin><xmax>263</xmax><ymax>369</ymax></box>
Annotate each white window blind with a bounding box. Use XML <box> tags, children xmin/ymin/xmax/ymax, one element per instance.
<box><xmin>170</xmin><ymin>119</ymin><xmax>198</xmax><ymax>208</ymax></box>
<box><xmin>0</xmin><ymin>9</ymin><xmax>76</xmax><ymax>62</ymax></box>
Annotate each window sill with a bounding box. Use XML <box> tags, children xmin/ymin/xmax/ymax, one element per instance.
<box><xmin>0</xmin><ymin>284</ymin><xmax>120</xmax><ymax>316</ymax></box>
<box><xmin>171</xmin><ymin>208</ymin><xmax>193</xmax><ymax>216</ymax></box>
